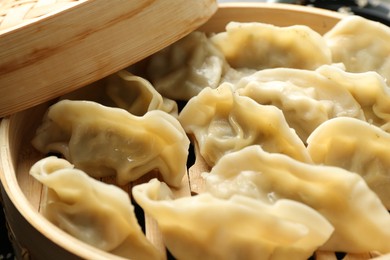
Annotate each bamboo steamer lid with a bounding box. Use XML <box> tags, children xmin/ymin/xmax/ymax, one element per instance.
<box><xmin>0</xmin><ymin>0</ymin><xmax>218</xmax><ymax>118</ymax></box>
<box><xmin>2</xmin><ymin>2</ymin><xmax>388</xmax><ymax>260</ymax></box>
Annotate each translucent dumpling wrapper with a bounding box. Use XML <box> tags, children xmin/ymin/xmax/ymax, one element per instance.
<box><xmin>132</xmin><ymin>178</ymin><xmax>334</xmax><ymax>260</ymax></box>
<box><xmin>204</xmin><ymin>145</ymin><xmax>390</xmax><ymax>253</ymax></box>
<box><xmin>237</xmin><ymin>65</ymin><xmax>365</xmax><ymax>142</ymax></box>
<box><xmin>58</xmin><ymin>71</ymin><xmax>178</xmax><ymax>117</ymax></box>
<box><xmin>178</xmin><ymin>83</ymin><xmax>311</xmax><ymax>166</ymax></box>
<box><xmin>146</xmin><ymin>31</ymin><xmax>230</xmax><ymax>101</ymax></box>
<box><xmin>59</xmin><ymin>79</ymin><xmax>115</xmax><ymax>105</ymax></box>
<box><xmin>30</xmin><ymin>156</ymin><xmax>161</xmax><ymax>260</ymax></box>
<box><xmin>221</xmin><ymin>67</ymin><xmax>257</xmax><ymax>85</ymax></box>
<box><xmin>307</xmin><ymin>117</ymin><xmax>390</xmax><ymax>209</ymax></box>
<box><xmin>324</xmin><ymin>15</ymin><xmax>390</xmax><ymax>81</ymax></box>
<box><xmin>210</xmin><ymin>21</ymin><xmax>332</xmax><ymax>70</ymax></box>
<box><xmin>105</xmin><ymin>70</ymin><xmax>178</xmax><ymax>117</ymax></box>
<box><xmin>32</xmin><ymin>100</ymin><xmax>189</xmax><ymax>187</ymax></box>
<box><xmin>317</xmin><ymin>65</ymin><xmax>390</xmax><ymax>132</ymax></box>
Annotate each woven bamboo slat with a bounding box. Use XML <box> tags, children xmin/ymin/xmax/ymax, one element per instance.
<box><xmin>0</xmin><ymin>0</ymin><xmax>84</xmax><ymax>30</ymax></box>
<box><xmin>0</xmin><ymin>0</ymin><xmax>218</xmax><ymax>118</ymax></box>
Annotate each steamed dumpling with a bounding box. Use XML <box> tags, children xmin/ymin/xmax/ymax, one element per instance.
<box><xmin>32</xmin><ymin>100</ymin><xmax>189</xmax><ymax>187</ymax></box>
<box><xmin>237</xmin><ymin>65</ymin><xmax>365</xmax><ymax>142</ymax></box>
<box><xmin>324</xmin><ymin>15</ymin><xmax>390</xmax><ymax>81</ymax></box>
<box><xmin>307</xmin><ymin>117</ymin><xmax>390</xmax><ymax>209</ymax></box>
<box><xmin>179</xmin><ymin>83</ymin><xmax>311</xmax><ymax>166</ymax></box>
<box><xmin>146</xmin><ymin>31</ymin><xmax>230</xmax><ymax>100</ymax></box>
<box><xmin>317</xmin><ymin>65</ymin><xmax>390</xmax><ymax>132</ymax></box>
<box><xmin>204</xmin><ymin>145</ymin><xmax>390</xmax><ymax>253</ymax></box>
<box><xmin>132</xmin><ymin>178</ymin><xmax>333</xmax><ymax>260</ymax></box>
<box><xmin>210</xmin><ymin>21</ymin><xmax>332</xmax><ymax>70</ymax></box>
<box><xmin>60</xmin><ymin>70</ymin><xmax>178</xmax><ymax>117</ymax></box>
<box><xmin>30</xmin><ymin>156</ymin><xmax>161</xmax><ymax>260</ymax></box>
<box><xmin>105</xmin><ymin>70</ymin><xmax>178</xmax><ymax>117</ymax></box>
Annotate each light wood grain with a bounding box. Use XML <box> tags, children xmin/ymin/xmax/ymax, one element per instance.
<box><xmin>188</xmin><ymin>138</ymin><xmax>210</xmax><ymax>195</ymax></box>
<box><xmin>0</xmin><ymin>0</ymin><xmax>218</xmax><ymax>117</ymax></box>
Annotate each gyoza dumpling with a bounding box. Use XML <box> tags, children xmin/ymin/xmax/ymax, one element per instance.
<box><xmin>105</xmin><ymin>70</ymin><xmax>178</xmax><ymax>117</ymax></box>
<box><xmin>30</xmin><ymin>156</ymin><xmax>161</xmax><ymax>260</ymax></box>
<box><xmin>132</xmin><ymin>178</ymin><xmax>333</xmax><ymax>260</ymax></box>
<box><xmin>60</xmin><ymin>71</ymin><xmax>178</xmax><ymax>117</ymax></box>
<box><xmin>317</xmin><ymin>65</ymin><xmax>390</xmax><ymax>132</ymax></box>
<box><xmin>324</xmin><ymin>15</ymin><xmax>390</xmax><ymax>81</ymax></box>
<box><xmin>32</xmin><ymin>100</ymin><xmax>189</xmax><ymax>187</ymax></box>
<box><xmin>204</xmin><ymin>145</ymin><xmax>390</xmax><ymax>253</ymax></box>
<box><xmin>237</xmin><ymin>65</ymin><xmax>365</xmax><ymax>142</ymax></box>
<box><xmin>307</xmin><ymin>117</ymin><xmax>390</xmax><ymax>209</ymax></box>
<box><xmin>146</xmin><ymin>31</ymin><xmax>230</xmax><ymax>100</ymax></box>
<box><xmin>210</xmin><ymin>21</ymin><xmax>331</xmax><ymax>70</ymax></box>
<box><xmin>178</xmin><ymin>83</ymin><xmax>311</xmax><ymax>166</ymax></box>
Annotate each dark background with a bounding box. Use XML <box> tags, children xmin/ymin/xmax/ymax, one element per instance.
<box><xmin>1</xmin><ymin>202</ymin><xmax>13</xmax><ymax>259</ymax></box>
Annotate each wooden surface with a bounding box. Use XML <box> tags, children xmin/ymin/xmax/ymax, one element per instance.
<box><xmin>0</xmin><ymin>0</ymin><xmax>218</xmax><ymax>118</ymax></box>
<box><xmin>0</xmin><ymin>0</ymin><xmax>86</xmax><ymax>30</ymax></box>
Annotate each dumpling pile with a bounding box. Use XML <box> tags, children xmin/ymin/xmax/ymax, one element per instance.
<box><xmin>178</xmin><ymin>83</ymin><xmax>311</xmax><ymax>165</ymax></box>
<box><xmin>202</xmin><ymin>145</ymin><xmax>390</xmax><ymax>253</ymax></box>
<box><xmin>30</xmin><ymin>156</ymin><xmax>161</xmax><ymax>260</ymax></box>
<box><xmin>132</xmin><ymin>178</ymin><xmax>334</xmax><ymax>260</ymax></box>
<box><xmin>32</xmin><ymin>99</ymin><xmax>189</xmax><ymax>188</ymax></box>
<box><xmin>29</xmin><ymin>14</ymin><xmax>390</xmax><ymax>260</ymax></box>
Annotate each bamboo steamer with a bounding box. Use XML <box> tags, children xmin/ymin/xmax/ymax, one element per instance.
<box><xmin>0</xmin><ymin>0</ymin><xmax>218</xmax><ymax>118</ymax></box>
<box><xmin>0</xmin><ymin>3</ymin><xmax>388</xmax><ymax>260</ymax></box>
